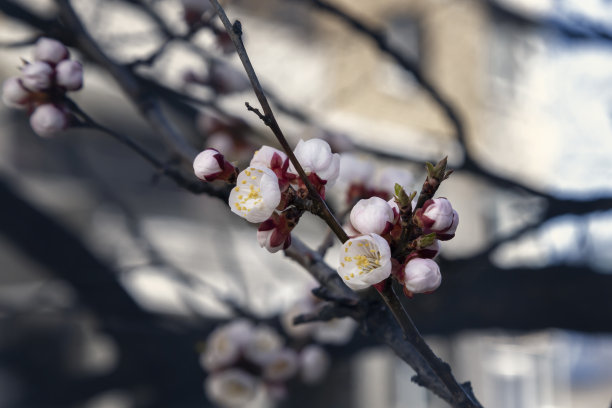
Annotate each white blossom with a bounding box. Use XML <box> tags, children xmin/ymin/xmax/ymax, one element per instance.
<box><xmin>403</xmin><ymin>258</ymin><xmax>442</xmax><ymax>294</ymax></box>
<box><xmin>337</xmin><ymin>234</ymin><xmax>392</xmax><ymax>290</ymax></box>
<box><xmin>349</xmin><ymin>197</ymin><xmax>395</xmax><ymax>235</ymax></box>
<box><xmin>250</xmin><ymin>146</ymin><xmax>287</xmax><ymax>169</ymax></box>
<box><xmin>421</xmin><ymin>198</ymin><xmax>455</xmax><ymax>232</ymax></box>
<box><xmin>2</xmin><ymin>77</ymin><xmax>30</xmax><ymax>108</ymax></box>
<box><xmin>229</xmin><ymin>166</ymin><xmax>281</xmax><ymax>223</ymax></box>
<box><xmin>200</xmin><ymin>320</ymin><xmax>253</xmax><ymax>371</ymax></box>
<box><xmin>299</xmin><ymin>345</ymin><xmax>330</xmax><ymax>384</ymax></box>
<box><xmin>312</xmin><ymin>317</ymin><xmax>357</xmax><ymax>345</ymax></box>
<box><xmin>29</xmin><ymin>104</ymin><xmax>67</xmax><ymax>137</ymax></box>
<box><xmin>289</xmin><ymin>138</ymin><xmax>341</xmax><ymax>186</ymax></box>
<box><xmin>280</xmin><ymin>298</ymin><xmax>317</xmax><ymax>338</ymax></box>
<box><xmin>374</xmin><ymin>167</ymin><xmax>415</xmax><ymax>194</ymax></box>
<box><xmin>193</xmin><ymin>149</ymin><xmax>224</xmax><ymax>181</ymax></box>
<box><xmin>205</xmin><ymin>369</ymin><xmax>259</xmax><ymax>408</ymax></box>
<box><xmin>243</xmin><ymin>325</ymin><xmax>283</xmax><ymax>366</ymax></box>
<box><xmin>33</xmin><ymin>37</ymin><xmax>69</xmax><ymax>64</ymax></box>
<box><xmin>262</xmin><ymin>348</ymin><xmax>299</xmax><ymax>382</ymax></box>
<box><xmin>55</xmin><ymin>60</ymin><xmax>83</xmax><ymax>91</ymax></box>
<box><xmin>337</xmin><ymin>153</ymin><xmax>374</xmax><ymax>187</ymax></box>
<box><xmin>21</xmin><ymin>61</ymin><xmax>54</xmax><ymax>92</ymax></box>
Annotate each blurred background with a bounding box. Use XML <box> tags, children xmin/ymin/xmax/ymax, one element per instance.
<box><xmin>0</xmin><ymin>0</ymin><xmax>611</xmax><ymax>407</ymax></box>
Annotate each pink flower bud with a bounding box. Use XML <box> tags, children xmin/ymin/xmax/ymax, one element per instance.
<box><xmin>387</xmin><ymin>198</ymin><xmax>400</xmax><ymax>224</ymax></box>
<box><xmin>193</xmin><ymin>149</ymin><xmax>223</xmax><ymax>180</ymax></box>
<box><xmin>29</xmin><ymin>104</ymin><xmax>68</xmax><ymax>137</ymax></box>
<box><xmin>55</xmin><ymin>60</ymin><xmax>83</xmax><ymax>91</ymax></box>
<box><xmin>34</xmin><ymin>37</ymin><xmax>69</xmax><ymax>64</ymax></box>
<box><xmin>403</xmin><ymin>258</ymin><xmax>441</xmax><ymax>295</ymax></box>
<box><xmin>350</xmin><ymin>197</ymin><xmax>395</xmax><ymax>235</ymax></box>
<box><xmin>415</xmin><ymin>198</ymin><xmax>458</xmax><ymax>239</ymax></box>
<box><xmin>21</xmin><ymin>61</ymin><xmax>54</xmax><ymax>92</ymax></box>
<box><xmin>257</xmin><ymin>217</ymin><xmax>291</xmax><ymax>253</ymax></box>
<box><xmin>2</xmin><ymin>77</ymin><xmax>30</xmax><ymax>108</ymax></box>
<box><xmin>289</xmin><ymin>139</ymin><xmax>340</xmax><ymax>187</ymax></box>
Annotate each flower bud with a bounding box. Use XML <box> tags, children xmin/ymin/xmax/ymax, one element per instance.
<box><xmin>387</xmin><ymin>198</ymin><xmax>400</xmax><ymax>224</ymax></box>
<box><xmin>194</xmin><ymin>148</ymin><xmax>223</xmax><ymax>180</ymax></box>
<box><xmin>350</xmin><ymin>197</ymin><xmax>395</xmax><ymax>236</ymax></box>
<box><xmin>403</xmin><ymin>258</ymin><xmax>441</xmax><ymax>295</ymax></box>
<box><xmin>2</xmin><ymin>77</ymin><xmax>30</xmax><ymax>108</ymax></box>
<box><xmin>300</xmin><ymin>345</ymin><xmax>330</xmax><ymax>384</ymax></box>
<box><xmin>55</xmin><ymin>60</ymin><xmax>83</xmax><ymax>91</ymax></box>
<box><xmin>262</xmin><ymin>348</ymin><xmax>299</xmax><ymax>382</ymax></box>
<box><xmin>229</xmin><ymin>166</ymin><xmax>281</xmax><ymax>223</ymax></box>
<box><xmin>205</xmin><ymin>369</ymin><xmax>259</xmax><ymax>408</ymax></box>
<box><xmin>34</xmin><ymin>37</ymin><xmax>69</xmax><ymax>64</ymax></box>
<box><xmin>415</xmin><ymin>198</ymin><xmax>458</xmax><ymax>240</ymax></box>
<box><xmin>29</xmin><ymin>104</ymin><xmax>68</xmax><ymax>137</ymax></box>
<box><xmin>288</xmin><ymin>138</ymin><xmax>340</xmax><ymax>188</ymax></box>
<box><xmin>21</xmin><ymin>61</ymin><xmax>54</xmax><ymax>92</ymax></box>
<box><xmin>337</xmin><ymin>233</ymin><xmax>391</xmax><ymax>291</ymax></box>
<box><xmin>257</xmin><ymin>215</ymin><xmax>291</xmax><ymax>253</ymax></box>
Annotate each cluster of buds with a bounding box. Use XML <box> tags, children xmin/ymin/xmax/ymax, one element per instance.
<box><xmin>1</xmin><ymin>37</ymin><xmax>83</xmax><ymax>137</ymax></box>
<box><xmin>337</xmin><ymin>158</ymin><xmax>458</xmax><ymax>298</ymax></box>
<box><xmin>194</xmin><ymin>138</ymin><xmax>340</xmax><ymax>254</ymax></box>
<box><xmin>201</xmin><ymin>319</ymin><xmax>331</xmax><ymax>407</ymax></box>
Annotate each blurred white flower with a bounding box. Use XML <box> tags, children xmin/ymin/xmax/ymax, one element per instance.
<box><xmin>337</xmin><ymin>153</ymin><xmax>374</xmax><ymax>187</ymax></box>
<box><xmin>349</xmin><ymin>197</ymin><xmax>395</xmax><ymax>235</ymax></box>
<box><xmin>55</xmin><ymin>60</ymin><xmax>83</xmax><ymax>91</ymax></box>
<box><xmin>299</xmin><ymin>345</ymin><xmax>330</xmax><ymax>384</ymax></box>
<box><xmin>21</xmin><ymin>61</ymin><xmax>53</xmax><ymax>92</ymax></box>
<box><xmin>205</xmin><ymin>369</ymin><xmax>259</xmax><ymax>408</ymax></box>
<box><xmin>313</xmin><ymin>317</ymin><xmax>357</xmax><ymax>345</ymax></box>
<box><xmin>29</xmin><ymin>104</ymin><xmax>68</xmax><ymax>137</ymax></box>
<box><xmin>1</xmin><ymin>77</ymin><xmax>30</xmax><ymax>108</ymax></box>
<box><xmin>288</xmin><ymin>139</ymin><xmax>341</xmax><ymax>187</ymax></box>
<box><xmin>229</xmin><ymin>166</ymin><xmax>281</xmax><ymax>223</ymax></box>
<box><xmin>262</xmin><ymin>348</ymin><xmax>299</xmax><ymax>382</ymax></box>
<box><xmin>403</xmin><ymin>258</ymin><xmax>442</xmax><ymax>295</ymax></box>
<box><xmin>243</xmin><ymin>325</ymin><xmax>283</xmax><ymax>366</ymax></box>
<box><xmin>200</xmin><ymin>320</ymin><xmax>253</xmax><ymax>372</ymax></box>
<box><xmin>33</xmin><ymin>37</ymin><xmax>69</xmax><ymax>64</ymax></box>
<box><xmin>374</xmin><ymin>167</ymin><xmax>415</xmax><ymax>194</ymax></box>
<box><xmin>280</xmin><ymin>298</ymin><xmax>318</xmax><ymax>338</ymax></box>
<box><xmin>337</xmin><ymin>233</ymin><xmax>391</xmax><ymax>291</ymax></box>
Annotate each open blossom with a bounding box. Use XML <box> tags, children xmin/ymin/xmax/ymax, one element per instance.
<box><xmin>229</xmin><ymin>166</ymin><xmax>281</xmax><ymax>223</ymax></box>
<box><xmin>21</xmin><ymin>61</ymin><xmax>54</xmax><ymax>92</ymax></box>
<box><xmin>403</xmin><ymin>258</ymin><xmax>442</xmax><ymax>295</ymax></box>
<box><xmin>1</xmin><ymin>77</ymin><xmax>30</xmax><ymax>108</ymax></box>
<box><xmin>300</xmin><ymin>345</ymin><xmax>330</xmax><ymax>384</ymax></box>
<box><xmin>288</xmin><ymin>139</ymin><xmax>340</xmax><ymax>187</ymax></box>
<box><xmin>262</xmin><ymin>349</ymin><xmax>299</xmax><ymax>382</ymax></box>
<box><xmin>200</xmin><ymin>320</ymin><xmax>253</xmax><ymax>372</ymax></box>
<box><xmin>350</xmin><ymin>197</ymin><xmax>395</xmax><ymax>235</ymax></box>
<box><xmin>205</xmin><ymin>369</ymin><xmax>259</xmax><ymax>408</ymax></box>
<box><xmin>34</xmin><ymin>37</ymin><xmax>69</xmax><ymax>64</ymax></box>
<box><xmin>29</xmin><ymin>104</ymin><xmax>68</xmax><ymax>137</ymax></box>
<box><xmin>243</xmin><ymin>325</ymin><xmax>283</xmax><ymax>366</ymax></box>
<box><xmin>337</xmin><ymin>233</ymin><xmax>391</xmax><ymax>291</ymax></box>
<box><xmin>415</xmin><ymin>198</ymin><xmax>458</xmax><ymax>240</ymax></box>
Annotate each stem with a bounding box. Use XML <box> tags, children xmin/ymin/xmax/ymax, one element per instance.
<box><xmin>207</xmin><ymin>0</ymin><xmax>348</xmax><ymax>243</ymax></box>
<box><xmin>376</xmin><ymin>282</ymin><xmax>481</xmax><ymax>408</ymax></box>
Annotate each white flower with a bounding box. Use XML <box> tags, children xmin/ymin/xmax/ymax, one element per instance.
<box><xmin>193</xmin><ymin>149</ymin><xmax>224</xmax><ymax>181</ymax></box>
<box><xmin>257</xmin><ymin>219</ymin><xmax>291</xmax><ymax>253</ymax></box>
<box><xmin>403</xmin><ymin>258</ymin><xmax>442</xmax><ymax>294</ymax></box>
<box><xmin>437</xmin><ymin>209</ymin><xmax>459</xmax><ymax>241</ymax></box>
<box><xmin>21</xmin><ymin>61</ymin><xmax>54</xmax><ymax>92</ymax></box>
<box><xmin>349</xmin><ymin>197</ymin><xmax>395</xmax><ymax>235</ymax></box>
<box><xmin>33</xmin><ymin>37</ymin><xmax>69</xmax><ymax>64</ymax></box>
<box><xmin>29</xmin><ymin>104</ymin><xmax>68</xmax><ymax>137</ymax></box>
<box><xmin>337</xmin><ymin>233</ymin><xmax>391</xmax><ymax>291</ymax></box>
<box><xmin>262</xmin><ymin>348</ymin><xmax>299</xmax><ymax>382</ymax></box>
<box><xmin>289</xmin><ymin>138</ymin><xmax>341</xmax><ymax>186</ymax></box>
<box><xmin>374</xmin><ymin>167</ymin><xmax>415</xmax><ymax>194</ymax></box>
<box><xmin>337</xmin><ymin>154</ymin><xmax>374</xmax><ymax>187</ymax></box>
<box><xmin>419</xmin><ymin>198</ymin><xmax>455</xmax><ymax>232</ymax></box>
<box><xmin>312</xmin><ymin>317</ymin><xmax>357</xmax><ymax>345</ymax></box>
<box><xmin>229</xmin><ymin>166</ymin><xmax>281</xmax><ymax>223</ymax></box>
<box><xmin>243</xmin><ymin>325</ymin><xmax>283</xmax><ymax>366</ymax></box>
<box><xmin>2</xmin><ymin>77</ymin><xmax>30</xmax><ymax>108</ymax></box>
<box><xmin>300</xmin><ymin>345</ymin><xmax>330</xmax><ymax>384</ymax></box>
<box><xmin>205</xmin><ymin>369</ymin><xmax>259</xmax><ymax>408</ymax></box>
<box><xmin>250</xmin><ymin>146</ymin><xmax>287</xmax><ymax>169</ymax></box>
<box><xmin>200</xmin><ymin>320</ymin><xmax>253</xmax><ymax>371</ymax></box>
<box><xmin>280</xmin><ymin>298</ymin><xmax>317</xmax><ymax>338</ymax></box>
<box><xmin>55</xmin><ymin>60</ymin><xmax>83</xmax><ymax>91</ymax></box>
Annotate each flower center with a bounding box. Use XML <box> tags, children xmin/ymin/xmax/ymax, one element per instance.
<box><xmin>342</xmin><ymin>242</ymin><xmax>382</xmax><ymax>281</ymax></box>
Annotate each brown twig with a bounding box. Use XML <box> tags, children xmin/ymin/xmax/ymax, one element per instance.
<box><xmin>207</xmin><ymin>0</ymin><xmax>348</xmax><ymax>243</ymax></box>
